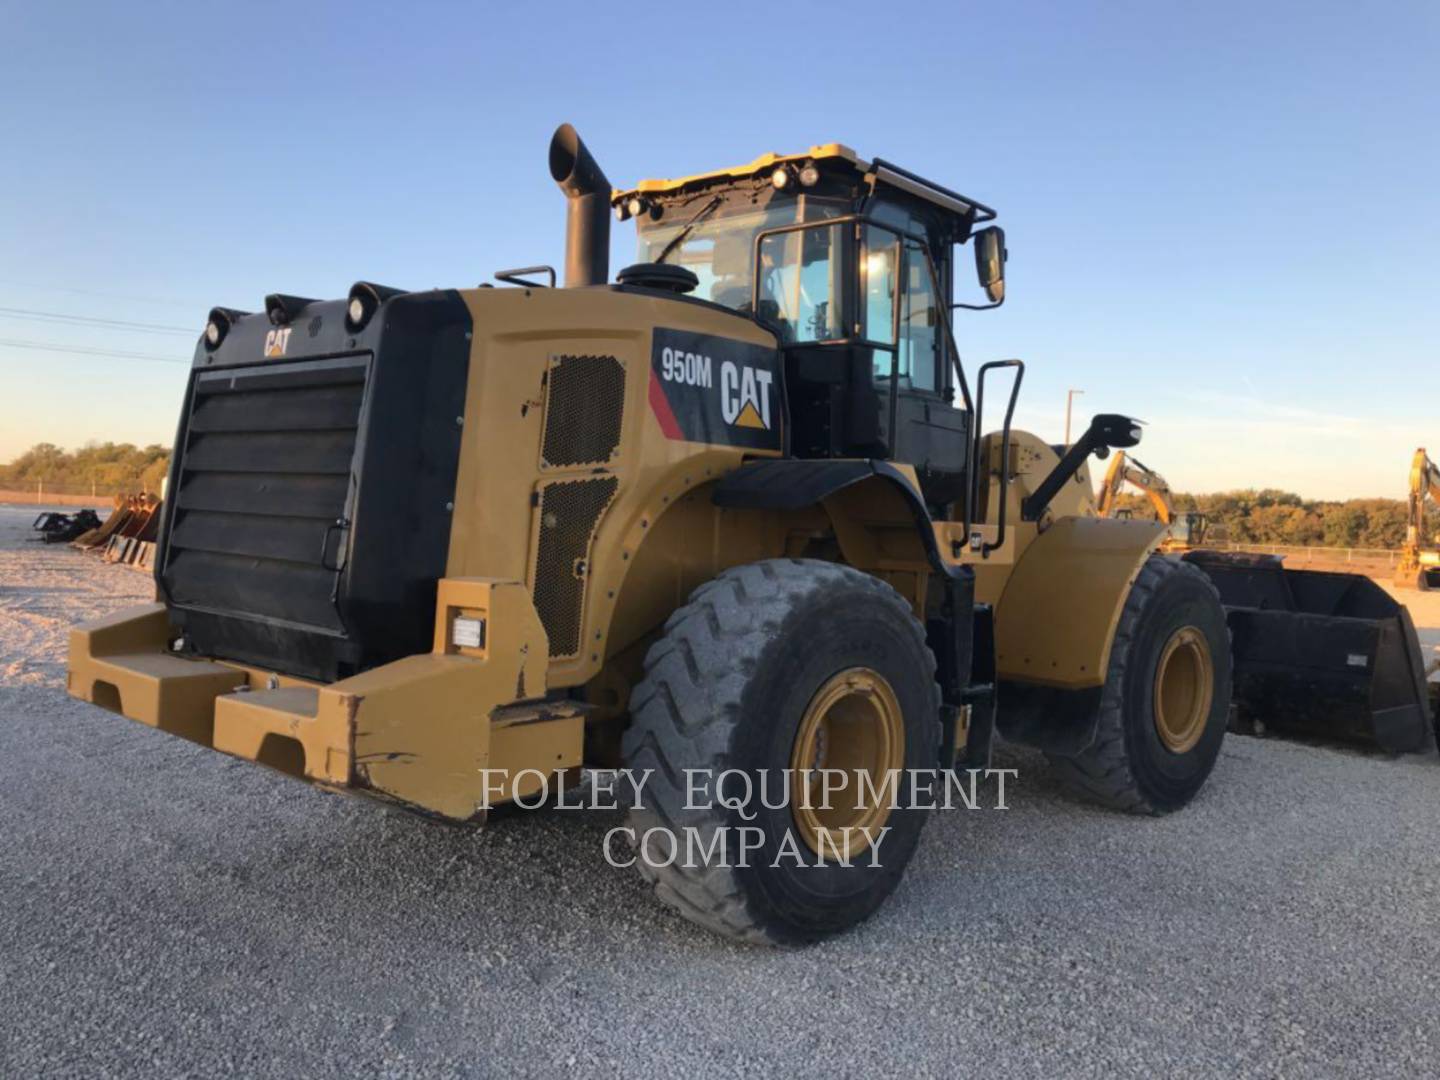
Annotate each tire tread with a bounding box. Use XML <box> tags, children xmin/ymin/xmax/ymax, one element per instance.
<box><xmin>620</xmin><ymin>558</ymin><xmax>936</xmax><ymax>944</ymax></box>
<box><xmin>1046</xmin><ymin>555</ymin><xmax>1229</xmax><ymax>814</ymax></box>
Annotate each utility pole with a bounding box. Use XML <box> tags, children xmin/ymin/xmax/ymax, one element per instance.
<box><xmin>1064</xmin><ymin>388</ymin><xmax>1085</xmax><ymax>446</ymax></box>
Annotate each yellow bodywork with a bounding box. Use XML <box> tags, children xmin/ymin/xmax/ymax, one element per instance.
<box><xmin>68</xmin><ymin>285</ymin><xmax>1163</xmax><ymax>819</ymax></box>
<box><xmin>446</xmin><ymin>286</ymin><xmax>780</xmax><ymax>692</ymax></box>
<box><xmin>69</xmin><ymin>579</ymin><xmax>583</xmax><ymax>821</ymax></box>
<box><xmin>955</xmin><ymin>430</ymin><xmax>1165</xmax><ymax>688</ymax></box>
<box><xmin>991</xmin><ymin>517</ymin><xmax>1165</xmax><ymax>687</ymax></box>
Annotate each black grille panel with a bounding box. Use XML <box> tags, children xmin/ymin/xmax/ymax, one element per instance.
<box><xmin>532</xmin><ymin>476</ymin><xmax>618</xmax><ymax>657</ymax></box>
<box><xmin>174</xmin><ymin>472</ymin><xmax>349</xmax><ymax>518</ymax></box>
<box><xmin>157</xmin><ymin>289</ymin><xmax>472</xmax><ymax>684</ymax></box>
<box><xmin>541</xmin><ymin>355</ymin><xmax>625</xmax><ymax>468</ymax></box>
<box><xmin>163</xmin><ymin>356</ymin><xmax>367</xmax><ymax>633</ymax></box>
<box><xmin>166</xmin><ymin>550</ymin><xmax>350</xmax><ymax>631</ymax></box>
<box><xmin>182</xmin><ymin>428</ymin><xmax>359</xmax><ymax>474</ymax></box>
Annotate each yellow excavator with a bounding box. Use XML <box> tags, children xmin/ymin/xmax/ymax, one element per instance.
<box><xmin>1096</xmin><ymin>450</ymin><xmax>1211</xmax><ymax>551</ymax></box>
<box><xmin>1397</xmin><ymin>448</ymin><xmax>1440</xmax><ymax>591</ymax></box>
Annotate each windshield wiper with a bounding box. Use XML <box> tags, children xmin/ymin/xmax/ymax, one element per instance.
<box><xmin>654</xmin><ymin>196</ymin><xmax>724</xmax><ymax>265</ymax></box>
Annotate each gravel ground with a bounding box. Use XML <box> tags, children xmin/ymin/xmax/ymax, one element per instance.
<box><xmin>2</xmin><ymin>503</ymin><xmax>1439</xmax><ymax>1078</ymax></box>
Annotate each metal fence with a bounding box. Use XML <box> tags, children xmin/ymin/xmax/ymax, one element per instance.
<box><xmin>0</xmin><ymin>480</ymin><xmax>157</xmax><ymax>502</ymax></box>
<box><xmin>1210</xmin><ymin>541</ymin><xmax>1401</xmax><ymax>569</ymax></box>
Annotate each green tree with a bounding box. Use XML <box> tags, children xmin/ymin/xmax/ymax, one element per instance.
<box><xmin>0</xmin><ymin>441</ymin><xmax>170</xmax><ymax>494</ymax></box>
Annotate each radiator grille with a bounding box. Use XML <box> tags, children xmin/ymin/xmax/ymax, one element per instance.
<box><xmin>163</xmin><ymin>356</ymin><xmax>367</xmax><ymax>632</ymax></box>
<box><xmin>540</xmin><ymin>355</ymin><xmax>624</xmax><ymax>468</ymax></box>
<box><xmin>532</xmin><ymin>476</ymin><xmax>618</xmax><ymax>657</ymax></box>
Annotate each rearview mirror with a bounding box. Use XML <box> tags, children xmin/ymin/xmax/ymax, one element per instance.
<box><xmin>973</xmin><ymin>226</ymin><xmax>1006</xmax><ymax>303</ymax></box>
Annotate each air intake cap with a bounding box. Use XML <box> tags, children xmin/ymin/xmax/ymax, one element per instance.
<box><xmin>615</xmin><ymin>263</ymin><xmax>699</xmax><ymax>294</ymax></box>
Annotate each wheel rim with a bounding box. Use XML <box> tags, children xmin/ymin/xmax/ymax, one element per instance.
<box><xmin>789</xmin><ymin>667</ymin><xmax>905</xmax><ymax>859</ymax></box>
<box><xmin>1153</xmin><ymin>626</ymin><xmax>1214</xmax><ymax>754</ymax></box>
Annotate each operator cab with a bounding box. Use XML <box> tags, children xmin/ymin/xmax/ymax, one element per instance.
<box><xmin>1169</xmin><ymin>511</ymin><xmax>1210</xmax><ymax>548</ymax></box>
<box><xmin>613</xmin><ymin>146</ymin><xmax>1005</xmax><ymax>509</ymax></box>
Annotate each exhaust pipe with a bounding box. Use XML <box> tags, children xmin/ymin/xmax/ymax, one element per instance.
<box><xmin>549</xmin><ymin>123</ymin><xmax>611</xmax><ymax>288</ymax></box>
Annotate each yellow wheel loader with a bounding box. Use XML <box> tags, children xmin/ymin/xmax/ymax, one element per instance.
<box><xmin>68</xmin><ymin>125</ymin><xmax>1236</xmax><ymax>944</ymax></box>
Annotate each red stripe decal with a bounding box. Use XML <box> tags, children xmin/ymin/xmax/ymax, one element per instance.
<box><xmin>648</xmin><ymin>370</ymin><xmax>684</xmax><ymax>440</ymax></box>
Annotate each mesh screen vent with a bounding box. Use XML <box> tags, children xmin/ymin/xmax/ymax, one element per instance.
<box><xmin>532</xmin><ymin>476</ymin><xmax>618</xmax><ymax>657</ymax></box>
<box><xmin>541</xmin><ymin>355</ymin><xmax>624</xmax><ymax>468</ymax></box>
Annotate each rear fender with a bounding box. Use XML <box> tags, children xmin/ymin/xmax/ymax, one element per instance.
<box><xmin>712</xmin><ymin>458</ymin><xmax>955</xmax><ymax>575</ymax></box>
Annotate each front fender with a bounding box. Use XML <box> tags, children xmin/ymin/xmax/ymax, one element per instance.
<box><xmin>994</xmin><ymin>516</ymin><xmax>1166</xmax><ymax>689</ymax></box>
<box><xmin>992</xmin><ymin>516</ymin><xmax>1166</xmax><ymax>756</ymax></box>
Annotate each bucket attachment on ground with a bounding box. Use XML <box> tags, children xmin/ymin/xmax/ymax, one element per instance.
<box><xmin>74</xmin><ymin>499</ymin><xmax>130</xmax><ymax>550</ymax></box>
<box><xmin>30</xmin><ymin>509</ymin><xmax>102</xmax><ymax>544</ymax></box>
<box><xmin>1182</xmin><ymin>551</ymin><xmax>1436</xmax><ymax>753</ymax></box>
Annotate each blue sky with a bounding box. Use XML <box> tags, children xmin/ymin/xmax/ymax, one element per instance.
<box><xmin>1</xmin><ymin>0</ymin><xmax>1435</xmax><ymax>498</ymax></box>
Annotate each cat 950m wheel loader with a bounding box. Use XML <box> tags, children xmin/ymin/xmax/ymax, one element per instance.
<box><xmin>67</xmin><ymin>124</ymin><xmax>1233</xmax><ymax>943</ymax></box>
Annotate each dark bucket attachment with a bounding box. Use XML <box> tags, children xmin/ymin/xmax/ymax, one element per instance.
<box><xmin>1182</xmin><ymin>551</ymin><xmax>1436</xmax><ymax>753</ymax></box>
<box><xmin>29</xmin><ymin>509</ymin><xmax>102</xmax><ymax>544</ymax></box>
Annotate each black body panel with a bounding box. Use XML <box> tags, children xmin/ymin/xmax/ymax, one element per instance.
<box><xmin>712</xmin><ymin>458</ymin><xmax>962</xmax><ymax>578</ymax></box>
<box><xmin>881</xmin><ymin>390</ymin><xmax>970</xmax><ymax>508</ymax></box>
<box><xmin>157</xmin><ymin>290</ymin><xmax>473</xmax><ymax>682</ymax></box>
<box><xmin>782</xmin><ymin>343</ymin><xmax>969</xmax><ymax>508</ymax></box>
<box><xmin>783</xmin><ymin>344</ymin><xmax>886</xmax><ymax>459</ymax></box>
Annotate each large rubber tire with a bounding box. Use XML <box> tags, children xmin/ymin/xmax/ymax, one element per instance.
<box><xmin>619</xmin><ymin>559</ymin><xmax>941</xmax><ymax>945</ymax></box>
<box><xmin>1045</xmin><ymin>555</ymin><xmax>1231</xmax><ymax>814</ymax></box>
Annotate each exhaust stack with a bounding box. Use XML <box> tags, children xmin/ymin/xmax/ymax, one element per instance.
<box><xmin>549</xmin><ymin>123</ymin><xmax>611</xmax><ymax>288</ymax></box>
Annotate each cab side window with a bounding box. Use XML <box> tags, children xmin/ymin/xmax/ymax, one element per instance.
<box><xmin>899</xmin><ymin>241</ymin><xmax>940</xmax><ymax>393</ymax></box>
<box><xmin>866</xmin><ymin>228</ymin><xmax>942</xmax><ymax>393</ymax></box>
<box><xmin>861</xmin><ymin>225</ymin><xmax>899</xmax><ymax>348</ymax></box>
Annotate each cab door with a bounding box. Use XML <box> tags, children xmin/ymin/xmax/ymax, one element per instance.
<box><xmin>867</xmin><ymin>230</ymin><xmax>968</xmax><ymax>504</ymax></box>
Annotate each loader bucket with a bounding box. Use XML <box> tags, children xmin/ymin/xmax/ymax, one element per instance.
<box><xmin>1182</xmin><ymin>551</ymin><xmax>1436</xmax><ymax>753</ymax></box>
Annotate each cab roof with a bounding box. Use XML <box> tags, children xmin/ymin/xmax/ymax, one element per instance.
<box><xmin>618</xmin><ymin>143</ymin><xmax>867</xmax><ymax>198</ymax></box>
<box><xmin>612</xmin><ymin>143</ymin><xmax>994</xmax><ymax>224</ymax></box>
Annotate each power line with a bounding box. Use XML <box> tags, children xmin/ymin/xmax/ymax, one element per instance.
<box><xmin>0</xmin><ymin>280</ymin><xmax>202</xmax><ymax>311</ymax></box>
<box><xmin>0</xmin><ymin>338</ymin><xmax>191</xmax><ymax>364</ymax></box>
<box><xmin>0</xmin><ymin>306</ymin><xmax>197</xmax><ymax>335</ymax></box>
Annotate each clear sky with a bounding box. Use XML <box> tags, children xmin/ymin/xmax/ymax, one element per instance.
<box><xmin>1</xmin><ymin>1</ymin><xmax>1435</xmax><ymax>499</ymax></box>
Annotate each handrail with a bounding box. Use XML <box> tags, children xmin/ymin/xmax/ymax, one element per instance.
<box><xmin>493</xmin><ymin>265</ymin><xmax>556</xmax><ymax>289</ymax></box>
<box><xmin>969</xmin><ymin>360</ymin><xmax>1025</xmax><ymax>557</ymax></box>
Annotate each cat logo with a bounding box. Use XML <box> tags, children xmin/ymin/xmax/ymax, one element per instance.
<box><xmin>649</xmin><ymin>327</ymin><xmax>780</xmax><ymax>451</ymax></box>
<box><xmin>264</xmin><ymin>327</ymin><xmax>292</xmax><ymax>358</ymax></box>
<box><xmin>720</xmin><ymin>360</ymin><xmax>773</xmax><ymax>430</ymax></box>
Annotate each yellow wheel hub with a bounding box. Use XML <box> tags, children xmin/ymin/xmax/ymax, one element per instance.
<box><xmin>1153</xmin><ymin>626</ymin><xmax>1214</xmax><ymax>754</ymax></box>
<box><xmin>789</xmin><ymin>667</ymin><xmax>905</xmax><ymax>859</ymax></box>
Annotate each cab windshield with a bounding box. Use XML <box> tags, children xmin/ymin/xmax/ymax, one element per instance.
<box><xmin>635</xmin><ymin>200</ymin><xmax>842</xmax><ymax>328</ymax></box>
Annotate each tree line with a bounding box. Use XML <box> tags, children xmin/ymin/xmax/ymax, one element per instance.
<box><xmin>1110</xmin><ymin>488</ymin><xmax>1422</xmax><ymax>549</ymax></box>
<box><xmin>0</xmin><ymin>442</ymin><xmax>170</xmax><ymax>495</ymax></box>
